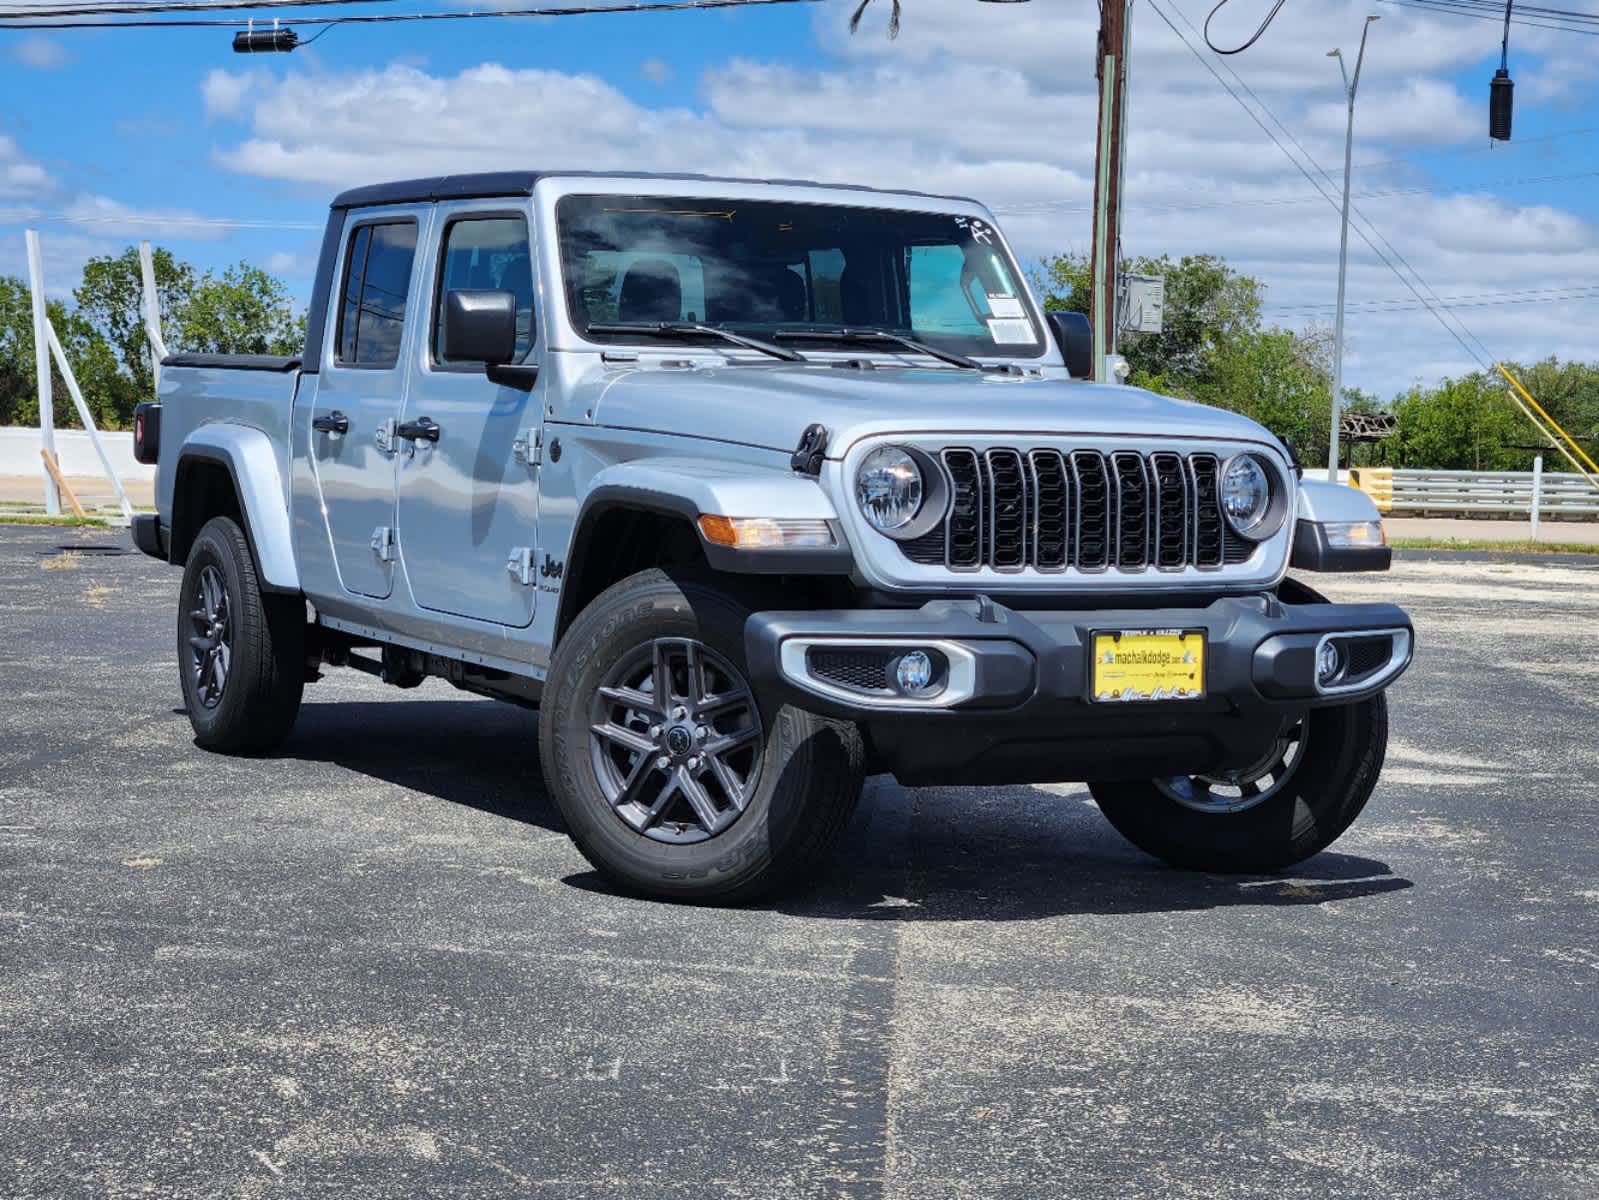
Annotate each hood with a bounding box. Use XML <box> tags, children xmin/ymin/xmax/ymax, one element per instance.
<box><xmin>573</xmin><ymin>361</ymin><xmax>1279</xmax><ymax>457</ymax></box>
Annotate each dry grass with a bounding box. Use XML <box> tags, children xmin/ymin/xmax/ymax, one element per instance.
<box><xmin>41</xmin><ymin>550</ymin><xmax>82</xmax><ymax>571</ymax></box>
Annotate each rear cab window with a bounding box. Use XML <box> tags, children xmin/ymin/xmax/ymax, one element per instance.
<box><xmin>335</xmin><ymin>220</ymin><xmax>419</xmax><ymax>369</ymax></box>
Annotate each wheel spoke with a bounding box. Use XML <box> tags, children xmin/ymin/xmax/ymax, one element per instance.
<box><xmin>214</xmin><ymin>641</ymin><xmax>230</xmax><ymax>691</ymax></box>
<box><xmin>591</xmin><ymin>721</ymin><xmax>656</xmax><ymax>756</ymax></box>
<box><xmin>707</xmin><ymin>753</ymin><xmax>748</xmax><ymax>812</ymax></box>
<box><xmin>637</xmin><ymin>771</ymin><xmax>679</xmax><ymax>830</ymax></box>
<box><xmin>201</xmin><ymin>570</ymin><xmax>219</xmax><ymax>619</ymax></box>
<box><xmin>597</xmin><ymin>684</ymin><xmax>660</xmax><ymax>716</ymax></box>
<box><xmin>615</xmin><ymin>751</ymin><xmax>657</xmax><ymax>809</ymax></box>
<box><xmin>677</xmin><ymin>767</ymin><xmax>722</xmax><ymax>832</ymax></box>
<box><xmin>696</xmin><ymin>688</ymin><xmax>751</xmax><ymax>717</ymax></box>
<box><xmin>684</xmin><ymin>640</ymin><xmax>704</xmax><ymax>708</ymax></box>
<box><xmin>704</xmin><ymin>726</ymin><xmax>758</xmax><ymax>757</ymax></box>
<box><xmin>652</xmin><ymin>641</ymin><xmax>674</xmax><ymax>713</ymax></box>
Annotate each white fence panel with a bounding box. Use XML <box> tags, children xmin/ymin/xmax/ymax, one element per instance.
<box><xmin>1383</xmin><ymin>468</ymin><xmax>1599</xmax><ymax>519</ymax></box>
<box><xmin>0</xmin><ymin>426</ymin><xmax>154</xmax><ymax>483</ymax></box>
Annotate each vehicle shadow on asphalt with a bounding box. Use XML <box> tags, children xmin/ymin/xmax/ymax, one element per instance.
<box><xmin>787</xmin><ymin>784</ymin><xmax>1414</xmax><ymax>920</ymax></box>
<box><xmin>277</xmin><ymin>700</ymin><xmax>563</xmax><ymax>833</ymax></box>
<box><xmin>272</xmin><ymin>700</ymin><xmax>1413</xmax><ymax>919</ymax></box>
<box><xmin>565</xmin><ymin>781</ymin><xmax>1415</xmax><ymax>919</ymax></box>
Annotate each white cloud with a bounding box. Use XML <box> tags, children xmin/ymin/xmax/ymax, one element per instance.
<box><xmin>8</xmin><ymin>36</ymin><xmax>71</xmax><ymax>70</ymax></box>
<box><xmin>201</xmin><ymin>0</ymin><xmax>1599</xmax><ymax>392</ymax></box>
<box><xmin>202</xmin><ymin>69</ymin><xmax>255</xmax><ymax>120</ymax></box>
<box><xmin>0</xmin><ymin>134</ymin><xmax>54</xmax><ymax>200</ymax></box>
<box><xmin>639</xmin><ymin>58</ymin><xmax>673</xmax><ymax>84</ymax></box>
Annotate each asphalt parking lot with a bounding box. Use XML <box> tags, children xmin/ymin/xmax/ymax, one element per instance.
<box><xmin>2</xmin><ymin>525</ymin><xmax>1596</xmax><ymax>1199</ymax></box>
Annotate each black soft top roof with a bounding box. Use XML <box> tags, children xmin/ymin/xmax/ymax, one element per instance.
<box><xmin>330</xmin><ymin>171</ymin><xmax>979</xmax><ymax>211</ymax></box>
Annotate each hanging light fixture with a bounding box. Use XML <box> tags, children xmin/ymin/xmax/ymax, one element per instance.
<box><xmin>1490</xmin><ymin>0</ymin><xmax>1515</xmax><ymax>141</ymax></box>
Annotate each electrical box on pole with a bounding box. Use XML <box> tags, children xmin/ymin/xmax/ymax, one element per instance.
<box><xmin>1119</xmin><ymin>274</ymin><xmax>1165</xmax><ymax>336</ymax></box>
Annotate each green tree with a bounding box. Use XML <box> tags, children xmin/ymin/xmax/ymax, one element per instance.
<box><xmin>1391</xmin><ymin>373</ymin><xmax>1537</xmax><ymax>472</ymax></box>
<box><xmin>74</xmin><ymin>246</ymin><xmax>195</xmax><ymax>397</ymax></box>
<box><xmin>0</xmin><ymin>276</ymin><xmax>138</xmax><ymax>430</ymax></box>
<box><xmin>180</xmin><ymin>262</ymin><xmax>305</xmax><ymax>357</ymax></box>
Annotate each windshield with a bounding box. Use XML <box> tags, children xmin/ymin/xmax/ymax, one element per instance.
<box><xmin>557</xmin><ymin>194</ymin><xmax>1044</xmax><ymax>359</ymax></box>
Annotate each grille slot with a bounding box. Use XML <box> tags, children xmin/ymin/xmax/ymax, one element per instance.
<box><xmin>892</xmin><ymin>445</ymin><xmax>1269</xmax><ymax>575</ymax></box>
<box><xmin>1345</xmin><ymin>636</ymin><xmax>1394</xmax><ymax>679</ymax></box>
<box><xmin>808</xmin><ymin>648</ymin><xmax>894</xmax><ymax>693</ymax></box>
<box><xmin>986</xmin><ymin>449</ymin><xmax>1029</xmax><ymax>571</ymax></box>
<box><xmin>943</xmin><ymin>449</ymin><xmax>985</xmax><ymax>570</ymax></box>
<box><xmin>1029</xmin><ymin>450</ymin><xmax>1070</xmax><ymax>570</ymax></box>
<box><xmin>1071</xmin><ymin>451</ymin><xmax>1111</xmax><ymax>571</ymax></box>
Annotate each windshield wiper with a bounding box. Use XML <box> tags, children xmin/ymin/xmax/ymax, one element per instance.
<box><xmin>771</xmin><ymin>327</ymin><xmax>988</xmax><ymax>372</ymax></box>
<box><xmin>586</xmin><ymin>321</ymin><xmax>808</xmax><ymax>363</ymax></box>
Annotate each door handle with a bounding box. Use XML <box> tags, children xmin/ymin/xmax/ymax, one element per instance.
<box><xmin>396</xmin><ymin>416</ymin><xmax>441</xmax><ymax>443</ymax></box>
<box><xmin>312</xmin><ymin>410</ymin><xmax>349</xmax><ymax>435</ymax></box>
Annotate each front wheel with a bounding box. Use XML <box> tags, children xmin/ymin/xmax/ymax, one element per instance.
<box><xmin>1089</xmin><ymin>693</ymin><xmax>1388</xmax><ymax>872</ymax></box>
<box><xmin>539</xmin><ymin>568</ymin><xmax>865</xmax><ymax>903</ymax></box>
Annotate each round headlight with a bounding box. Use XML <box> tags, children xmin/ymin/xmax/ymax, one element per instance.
<box><xmin>1220</xmin><ymin>454</ymin><xmax>1275</xmax><ymax>540</ymax></box>
<box><xmin>856</xmin><ymin>446</ymin><xmax>925</xmax><ymax>532</ymax></box>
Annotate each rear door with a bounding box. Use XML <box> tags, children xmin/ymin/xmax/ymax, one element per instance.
<box><xmin>307</xmin><ymin>208</ymin><xmax>426</xmax><ymax>600</ymax></box>
<box><xmin>394</xmin><ymin>204</ymin><xmax>543</xmax><ymax>628</ymax></box>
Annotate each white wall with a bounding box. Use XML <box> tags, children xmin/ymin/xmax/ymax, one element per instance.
<box><xmin>0</xmin><ymin>425</ymin><xmax>155</xmax><ymax>481</ymax></box>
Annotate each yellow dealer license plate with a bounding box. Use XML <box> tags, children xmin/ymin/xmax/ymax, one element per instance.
<box><xmin>1091</xmin><ymin>629</ymin><xmax>1205</xmax><ymax>703</ymax></box>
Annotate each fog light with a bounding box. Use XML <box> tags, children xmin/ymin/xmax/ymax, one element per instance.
<box><xmin>895</xmin><ymin>651</ymin><xmax>935</xmax><ymax>695</ymax></box>
<box><xmin>1317</xmin><ymin>641</ymin><xmax>1344</xmax><ymax>686</ymax></box>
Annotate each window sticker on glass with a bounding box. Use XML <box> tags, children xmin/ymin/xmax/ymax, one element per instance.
<box><xmin>986</xmin><ymin>295</ymin><xmax>1026</xmax><ymax>320</ymax></box>
<box><xmin>987</xmin><ymin>318</ymin><xmax>1035</xmax><ymax>345</ymax></box>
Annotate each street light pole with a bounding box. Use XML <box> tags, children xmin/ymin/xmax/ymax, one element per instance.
<box><xmin>1326</xmin><ymin>15</ymin><xmax>1378</xmax><ymax>483</ymax></box>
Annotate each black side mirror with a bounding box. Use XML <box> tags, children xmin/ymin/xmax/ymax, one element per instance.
<box><xmin>1046</xmin><ymin>311</ymin><xmax>1094</xmax><ymax>380</ymax></box>
<box><xmin>443</xmin><ymin>289</ymin><xmax>518</xmax><ymax>364</ymax></box>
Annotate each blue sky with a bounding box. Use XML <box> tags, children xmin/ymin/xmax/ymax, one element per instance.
<box><xmin>4</xmin><ymin>0</ymin><xmax>1598</xmax><ymax>395</ymax></box>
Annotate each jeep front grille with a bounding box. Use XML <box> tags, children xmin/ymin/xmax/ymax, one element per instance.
<box><xmin>902</xmin><ymin>447</ymin><xmax>1255</xmax><ymax>573</ymax></box>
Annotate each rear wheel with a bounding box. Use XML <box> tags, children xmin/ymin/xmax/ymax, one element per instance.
<box><xmin>1089</xmin><ymin>694</ymin><xmax>1388</xmax><ymax>872</ymax></box>
<box><xmin>540</xmin><ymin>568</ymin><xmax>865</xmax><ymax>903</ymax></box>
<box><xmin>178</xmin><ymin>516</ymin><xmax>304</xmax><ymax>752</ymax></box>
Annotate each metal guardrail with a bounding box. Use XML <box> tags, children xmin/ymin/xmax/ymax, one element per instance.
<box><xmin>1352</xmin><ymin>467</ymin><xmax>1599</xmax><ymax>520</ymax></box>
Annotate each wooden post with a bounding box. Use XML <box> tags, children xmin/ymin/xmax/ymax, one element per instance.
<box><xmin>40</xmin><ymin>449</ymin><xmax>87</xmax><ymax>520</ymax></box>
<box><xmin>24</xmin><ymin>230</ymin><xmax>60</xmax><ymax>515</ymax></box>
<box><xmin>1091</xmin><ymin>0</ymin><xmax>1130</xmax><ymax>384</ymax></box>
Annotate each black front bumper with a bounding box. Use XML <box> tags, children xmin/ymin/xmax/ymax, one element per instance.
<box><xmin>745</xmin><ymin>594</ymin><xmax>1412</xmax><ymax>786</ymax></box>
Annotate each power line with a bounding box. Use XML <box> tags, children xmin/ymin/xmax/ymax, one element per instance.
<box><xmin>1269</xmin><ymin>283</ymin><xmax>1599</xmax><ymax>315</ymax></box>
<box><xmin>0</xmin><ymin>0</ymin><xmax>819</xmax><ymax>30</ymax></box>
<box><xmin>0</xmin><ymin>0</ymin><xmax>397</xmax><ymax>12</ymax></box>
<box><xmin>1169</xmin><ymin>0</ymin><xmax>1506</xmax><ymax>367</ymax></box>
<box><xmin>995</xmin><ymin>167</ymin><xmax>1599</xmax><ymax>216</ymax></box>
<box><xmin>1374</xmin><ymin>0</ymin><xmax>1599</xmax><ymax>36</ymax></box>
<box><xmin>1144</xmin><ymin>0</ymin><xmax>1497</xmax><ymax>371</ymax></box>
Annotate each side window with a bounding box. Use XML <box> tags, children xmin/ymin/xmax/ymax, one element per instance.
<box><xmin>434</xmin><ymin>216</ymin><xmax>536</xmax><ymax>365</ymax></box>
<box><xmin>335</xmin><ymin>220</ymin><xmax>418</xmax><ymax>368</ymax></box>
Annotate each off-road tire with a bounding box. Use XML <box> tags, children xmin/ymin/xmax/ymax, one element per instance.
<box><xmin>178</xmin><ymin>515</ymin><xmax>304</xmax><ymax>753</ymax></box>
<box><xmin>540</xmin><ymin>568</ymin><xmax>865</xmax><ymax>903</ymax></box>
<box><xmin>1089</xmin><ymin>693</ymin><xmax>1389</xmax><ymax>872</ymax></box>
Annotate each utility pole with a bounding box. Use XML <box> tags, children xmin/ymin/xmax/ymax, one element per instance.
<box><xmin>1091</xmin><ymin>0</ymin><xmax>1131</xmax><ymax>384</ymax></box>
<box><xmin>1326</xmin><ymin>15</ymin><xmax>1378</xmax><ymax>482</ymax></box>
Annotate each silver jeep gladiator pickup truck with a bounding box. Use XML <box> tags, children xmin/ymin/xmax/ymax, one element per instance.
<box><xmin>131</xmin><ymin>170</ymin><xmax>1412</xmax><ymax>902</ymax></box>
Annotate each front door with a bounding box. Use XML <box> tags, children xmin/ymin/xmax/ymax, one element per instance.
<box><xmin>308</xmin><ymin>209</ymin><xmax>426</xmax><ymax>600</ymax></box>
<box><xmin>395</xmin><ymin>205</ymin><xmax>542</xmax><ymax>628</ymax></box>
